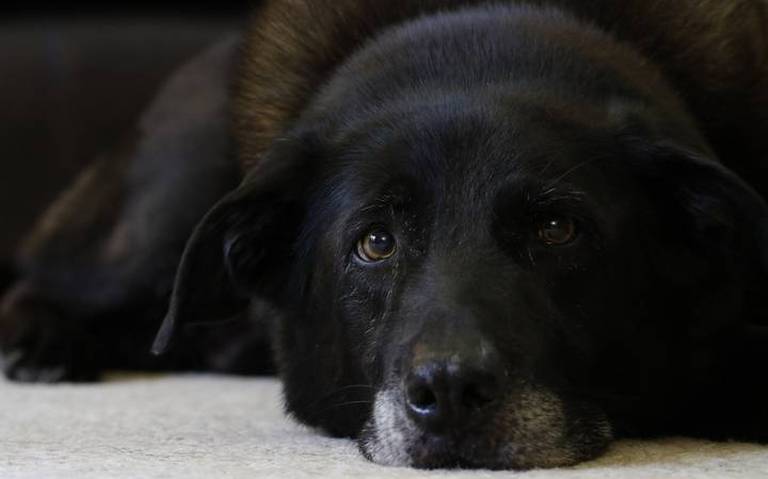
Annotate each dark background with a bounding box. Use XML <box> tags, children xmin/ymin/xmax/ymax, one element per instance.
<box><xmin>0</xmin><ymin>3</ymin><xmax>253</xmax><ymax>284</ymax></box>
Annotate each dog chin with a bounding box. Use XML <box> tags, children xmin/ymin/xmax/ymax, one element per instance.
<box><xmin>358</xmin><ymin>385</ymin><xmax>612</xmax><ymax>470</ymax></box>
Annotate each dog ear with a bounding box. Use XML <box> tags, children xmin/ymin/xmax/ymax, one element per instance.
<box><xmin>635</xmin><ymin>142</ymin><xmax>768</xmax><ymax>325</ymax></box>
<box><xmin>152</xmin><ymin>138</ymin><xmax>316</xmax><ymax>354</ymax></box>
<box><xmin>647</xmin><ymin>144</ymin><xmax>768</xmax><ymax>262</ymax></box>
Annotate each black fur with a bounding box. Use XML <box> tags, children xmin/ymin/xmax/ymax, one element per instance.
<box><xmin>3</xmin><ymin>0</ymin><xmax>768</xmax><ymax>470</ymax></box>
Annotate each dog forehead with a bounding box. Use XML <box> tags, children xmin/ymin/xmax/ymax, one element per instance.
<box><xmin>329</xmin><ymin>110</ymin><xmax>613</xmax><ymax>210</ymax></box>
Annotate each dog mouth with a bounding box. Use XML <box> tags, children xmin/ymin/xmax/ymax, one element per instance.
<box><xmin>383</xmin><ymin>434</ymin><xmax>488</xmax><ymax>470</ymax></box>
<box><xmin>358</xmin><ymin>385</ymin><xmax>612</xmax><ymax>470</ymax></box>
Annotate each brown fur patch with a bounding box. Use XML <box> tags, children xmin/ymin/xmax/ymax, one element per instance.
<box><xmin>233</xmin><ymin>0</ymin><xmax>768</xmax><ymax>181</ymax></box>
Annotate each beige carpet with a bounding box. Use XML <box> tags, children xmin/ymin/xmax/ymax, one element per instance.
<box><xmin>1</xmin><ymin>375</ymin><xmax>767</xmax><ymax>478</ymax></box>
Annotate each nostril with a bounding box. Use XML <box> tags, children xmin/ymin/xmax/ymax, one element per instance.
<box><xmin>462</xmin><ymin>380</ymin><xmax>497</xmax><ymax>411</ymax></box>
<box><xmin>406</xmin><ymin>383</ymin><xmax>438</xmax><ymax>415</ymax></box>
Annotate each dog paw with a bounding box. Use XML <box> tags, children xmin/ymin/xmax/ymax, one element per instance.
<box><xmin>0</xmin><ymin>284</ymin><xmax>99</xmax><ymax>382</ymax></box>
<box><xmin>1</xmin><ymin>350</ymin><xmax>74</xmax><ymax>382</ymax></box>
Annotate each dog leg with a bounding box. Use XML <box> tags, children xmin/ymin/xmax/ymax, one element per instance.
<box><xmin>0</xmin><ymin>36</ymin><xmax>242</xmax><ymax>381</ymax></box>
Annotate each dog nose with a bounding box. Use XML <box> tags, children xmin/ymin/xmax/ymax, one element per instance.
<box><xmin>404</xmin><ymin>353</ymin><xmax>504</xmax><ymax>432</ymax></box>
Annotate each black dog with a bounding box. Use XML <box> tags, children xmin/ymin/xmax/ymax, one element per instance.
<box><xmin>2</xmin><ymin>0</ymin><xmax>768</xmax><ymax>470</ymax></box>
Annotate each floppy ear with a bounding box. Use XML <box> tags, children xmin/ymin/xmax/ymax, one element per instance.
<box><xmin>645</xmin><ymin>146</ymin><xmax>768</xmax><ymax>418</ymax></box>
<box><xmin>650</xmin><ymin>144</ymin><xmax>768</xmax><ymax>262</ymax></box>
<box><xmin>152</xmin><ymin>139</ymin><xmax>316</xmax><ymax>354</ymax></box>
<box><xmin>636</xmin><ymin>142</ymin><xmax>768</xmax><ymax>325</ymax></box>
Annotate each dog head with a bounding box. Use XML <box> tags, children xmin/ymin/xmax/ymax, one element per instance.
<box><xmin>154</xmin><ymin>7</ymin><xmax>768</xmax><ymax>469</ymax></box>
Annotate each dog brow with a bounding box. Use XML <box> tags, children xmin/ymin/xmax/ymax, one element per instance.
<box><xmin>361</xmin><ymin>181</ymin><xmax>417</xmax><ymax>213</ymax></box>
<box><xmin>544</xmin><ymin>155</ymin><xmax>608</xmax><ymax>188</ymax></box>
<box><xmin>526</xmin><ymin>185</ymin><xmax>587</xmax><ymax>210</ymax></box>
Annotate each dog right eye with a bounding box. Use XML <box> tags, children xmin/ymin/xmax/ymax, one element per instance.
<box><xmin>536</xmin><ymin>216</ymin><xmax>577</xmax><ymax>246</ymax></box>
<box><xmin>356</xmin><ymin>229</ymin><xmax>397</xmax><ymax>262</ymax></box>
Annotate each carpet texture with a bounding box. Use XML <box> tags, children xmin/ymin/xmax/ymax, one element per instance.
<box><xmin>1</xmin><ymin>375</ymin><xmax>767</xmax><ymax>479</ymax></box>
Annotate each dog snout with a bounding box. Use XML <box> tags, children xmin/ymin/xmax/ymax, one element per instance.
<box><xmin>403</xmin><ymin>346</ymin><xmax>505</xmax><ymax>433</ymax></box>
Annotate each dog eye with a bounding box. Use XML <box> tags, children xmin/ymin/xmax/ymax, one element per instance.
<box><xmin>357</xmin><ymin>229</ymin><xmax>397</xmax><ymax>262</ymax></box>
<box><xmin>537</xmin><ymin>216</ymin><xmax>577</xmax><ymax>245</ymax></box>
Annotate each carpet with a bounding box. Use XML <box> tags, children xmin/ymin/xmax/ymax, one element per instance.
<box><xmin>1</xmin><ymin>375</ymin><xmax>767</xmax><ymax>478</ymax></box>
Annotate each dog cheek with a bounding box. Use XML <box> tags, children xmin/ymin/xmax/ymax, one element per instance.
<box><xmin>357</xmin><ymin>389</ymin><xmax>413</xmax><ymax>467</ymax></box>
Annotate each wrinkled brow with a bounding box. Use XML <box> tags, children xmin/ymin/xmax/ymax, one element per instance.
<box><xmin>496</xmin><ymin>181</ymin><xmax>587</xmax><ymax>209</ymax></box>
<box><xmin>357</xmin><ymin>177</ymin><xmax>422</xmax><ymax>213</ymax></box>
<box><xmin>525</xmin><ymin>185</ymin><xmax>587</xmax><ymax>209</ymax></box>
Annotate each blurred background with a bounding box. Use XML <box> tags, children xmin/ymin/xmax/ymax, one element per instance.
<box><xmin>0</xmin><ymin>2</ymin><xmax>253</xmax><ymax>289</ymax></box>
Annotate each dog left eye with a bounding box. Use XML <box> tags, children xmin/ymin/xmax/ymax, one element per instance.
<box><xmin>356</xmin><ymin>229</ymin><xmax>397</xmax><ymax>262</ymax></box>
<box><xmin>537</xmin><ymin>216</ymin><xmax>577</xmax><ymax>245</ymax></box>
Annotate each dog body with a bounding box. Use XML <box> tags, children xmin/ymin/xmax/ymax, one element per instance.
<box><xmin>2</xmin><ymin>0</ymin><xmax>768</xmax><ymax>470</ymax></box>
